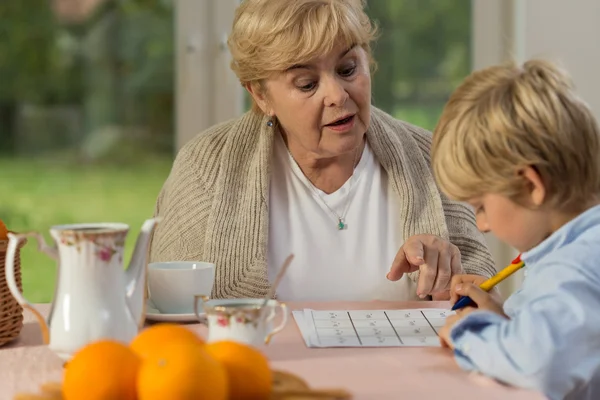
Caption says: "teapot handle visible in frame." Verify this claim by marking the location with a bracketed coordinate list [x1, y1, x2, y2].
[5, 232, 56, 345]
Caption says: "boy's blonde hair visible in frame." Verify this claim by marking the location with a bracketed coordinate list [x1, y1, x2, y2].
[432, 59, 600, 213]
[227, 0, 378, 112]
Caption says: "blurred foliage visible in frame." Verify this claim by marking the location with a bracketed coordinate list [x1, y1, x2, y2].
[0, 0, 174, 156]
[366, 0, 471, 130]
[0, 2, 77, 104]
[0, 0, 470, 156]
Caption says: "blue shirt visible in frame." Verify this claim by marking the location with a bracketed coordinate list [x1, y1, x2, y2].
[449, 204, 600, 400]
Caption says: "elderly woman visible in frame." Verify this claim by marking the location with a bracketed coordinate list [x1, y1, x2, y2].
[149, 0, 495, 301]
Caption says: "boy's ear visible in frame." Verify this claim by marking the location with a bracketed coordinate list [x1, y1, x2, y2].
[521, 166, 546, 207]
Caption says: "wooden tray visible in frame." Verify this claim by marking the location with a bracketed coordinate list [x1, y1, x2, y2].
[13, 370, 352, 400]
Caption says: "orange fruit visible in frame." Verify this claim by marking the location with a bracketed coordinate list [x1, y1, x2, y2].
[205, 341, 273, 400]
[137, 340, 228, 400]
[62, 340, 141, 400]
[130, 323, 204, 360]
[0, 219, 8, 240]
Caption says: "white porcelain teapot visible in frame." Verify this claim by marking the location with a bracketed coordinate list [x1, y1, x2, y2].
[4, 218, 160, 361]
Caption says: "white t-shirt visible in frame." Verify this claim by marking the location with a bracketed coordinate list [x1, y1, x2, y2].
[268, 133, 413, 301]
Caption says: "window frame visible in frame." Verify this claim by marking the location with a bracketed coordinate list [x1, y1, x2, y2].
[175, 0, 243, 151]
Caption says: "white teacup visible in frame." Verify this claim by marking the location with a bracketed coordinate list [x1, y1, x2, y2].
[147, 261, 215, 314]
[194, 296, 288, 346]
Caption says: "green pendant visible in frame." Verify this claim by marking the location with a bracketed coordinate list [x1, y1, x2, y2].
[338, 219, 345, 230]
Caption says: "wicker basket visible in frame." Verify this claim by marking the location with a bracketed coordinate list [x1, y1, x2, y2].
[0, 237, 26, 347]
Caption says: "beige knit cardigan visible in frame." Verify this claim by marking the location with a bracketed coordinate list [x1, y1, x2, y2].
[149, 106, 496, 298]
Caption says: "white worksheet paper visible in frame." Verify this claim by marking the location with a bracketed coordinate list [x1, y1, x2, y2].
[292, 308, 454, 348]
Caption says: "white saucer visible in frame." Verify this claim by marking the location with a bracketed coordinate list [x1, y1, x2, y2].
[144, 302, 203, 323]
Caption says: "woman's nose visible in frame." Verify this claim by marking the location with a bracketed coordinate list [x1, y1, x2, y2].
[323, 77, 349, 107]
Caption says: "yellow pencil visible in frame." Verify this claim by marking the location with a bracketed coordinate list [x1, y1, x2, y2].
[452, 254, 524, 311]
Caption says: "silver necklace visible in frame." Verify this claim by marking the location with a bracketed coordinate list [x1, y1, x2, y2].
[287, 142, 362, 230]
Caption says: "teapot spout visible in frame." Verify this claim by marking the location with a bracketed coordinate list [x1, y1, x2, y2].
[124, 217, 161, 326]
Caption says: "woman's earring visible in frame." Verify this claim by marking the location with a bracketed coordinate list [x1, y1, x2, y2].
[266, 113, 275, 127]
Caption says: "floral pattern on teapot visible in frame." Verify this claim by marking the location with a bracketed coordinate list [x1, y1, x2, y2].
[58, 230, 126, 264]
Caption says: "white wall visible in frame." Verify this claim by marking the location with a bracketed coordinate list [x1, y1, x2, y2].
[524, 0, 600, 119]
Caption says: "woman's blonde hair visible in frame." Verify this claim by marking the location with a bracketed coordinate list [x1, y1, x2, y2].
[227, 0, 378, 111]
[432, 59, 600, 213]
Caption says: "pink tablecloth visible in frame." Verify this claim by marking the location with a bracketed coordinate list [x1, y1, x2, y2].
[0, 301, 544, 400]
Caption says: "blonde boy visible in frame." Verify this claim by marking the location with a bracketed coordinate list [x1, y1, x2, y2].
[432, 59, 600, 400]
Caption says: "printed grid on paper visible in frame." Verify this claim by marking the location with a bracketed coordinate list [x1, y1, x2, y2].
[308, 309, 452, 347]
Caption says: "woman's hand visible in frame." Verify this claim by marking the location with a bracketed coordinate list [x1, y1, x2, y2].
[386, 234, 463, 299]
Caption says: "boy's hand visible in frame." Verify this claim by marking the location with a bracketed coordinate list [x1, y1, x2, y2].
[439, 311, 471, 349]
[453, 281, 506, 316]
[449, 274, 503, 306]
[439, 277, 507, 349]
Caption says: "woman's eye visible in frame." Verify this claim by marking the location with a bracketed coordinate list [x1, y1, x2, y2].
[297, 81, 316, 92]
[339, 65, 356, 77]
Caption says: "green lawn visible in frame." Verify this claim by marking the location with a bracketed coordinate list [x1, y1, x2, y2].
[0, 156, 173, 303]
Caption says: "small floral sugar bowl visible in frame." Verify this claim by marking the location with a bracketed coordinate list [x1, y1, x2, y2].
[194, 295, 288, 347]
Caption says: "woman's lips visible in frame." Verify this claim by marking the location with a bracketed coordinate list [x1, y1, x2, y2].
[325, 115, 356, 132]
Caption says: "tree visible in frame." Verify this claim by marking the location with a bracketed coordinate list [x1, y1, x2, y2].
[0, 0, 174, 156]
[0, 1, 81, 152]
[365, 0, 471, 128]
